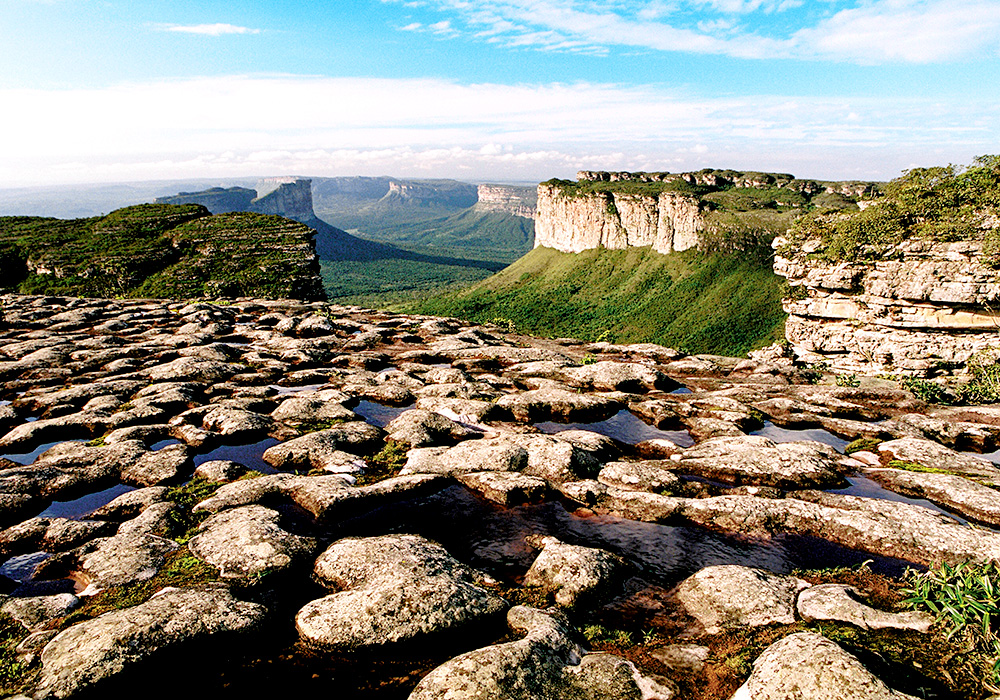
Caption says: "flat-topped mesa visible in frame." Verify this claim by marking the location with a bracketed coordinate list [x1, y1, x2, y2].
[535, 180, 704, 254]
[474, 184, 537, 219]
[250, 178, 316, 221]
[536, 169, 880, 255]
[157, 178, 317, 222]
[774, 238, 1000, 374]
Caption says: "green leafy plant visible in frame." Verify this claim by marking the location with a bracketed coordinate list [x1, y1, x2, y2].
[903, 561, 1000, 691]
[959, 348, 1000, 404]
[836, 373, 861, 388]
[900, 376, 952, 404]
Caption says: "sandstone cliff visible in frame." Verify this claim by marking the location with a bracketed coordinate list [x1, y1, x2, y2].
[534, 182, 704, 254]
[774, 238, 1000, 374]
[157, 179, 317, 221]
[533, 169, 877, 255]
[474, 184, 536, 219]
[250, 178, 316, 220]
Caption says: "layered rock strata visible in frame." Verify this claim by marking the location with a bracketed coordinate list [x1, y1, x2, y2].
[474, 184, 537, 219]
[774, 238, 1000, 373]
[535, 183, 703, 254]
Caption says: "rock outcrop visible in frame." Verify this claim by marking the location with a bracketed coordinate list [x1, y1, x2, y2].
[474, 184, 537, 218]
[535, 182, 704, 254]
[2, 292, 998, 699]
[774, 238, 1000, 373]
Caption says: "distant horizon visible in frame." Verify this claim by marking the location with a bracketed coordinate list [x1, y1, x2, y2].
[2, 1, 997, 188]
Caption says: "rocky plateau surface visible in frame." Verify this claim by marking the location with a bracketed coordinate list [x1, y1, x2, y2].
[0, 293, 999, 699]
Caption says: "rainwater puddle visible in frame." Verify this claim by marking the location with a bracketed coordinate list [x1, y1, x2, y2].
[970, 447, 1000, 465]
[353, 400, 414, 428]
[669, 386, 692, 395]
[536, 409, 694, 447]
[341, 485, 912, 583]
[828, 475, 970, 526]
[1, 439, 88, 466]
[150, 439, 183, 451]
[269, 383, 329, 396]
[0, 400, 9, 407]
[751, 421, 849, 452]
[39, 483, 136, 519]
[0, 551, 75, 597]
[193, 438, 281, 474]
[0, 551, 50, 582]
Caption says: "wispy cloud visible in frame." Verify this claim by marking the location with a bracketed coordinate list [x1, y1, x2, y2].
[382, 0, 1000, 63]
[0, 74, 995, 186]
[157, 23, 262, 36]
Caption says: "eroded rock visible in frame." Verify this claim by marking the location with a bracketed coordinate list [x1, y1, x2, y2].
[296, 534, 508, 651]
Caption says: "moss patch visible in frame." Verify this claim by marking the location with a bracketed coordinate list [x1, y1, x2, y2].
[0, 613, 33, 696]
[163, 477, 223, 543]
[356, 439, 409, 486]
[58, 548, 219, 628]
[845, 437, 883, 455]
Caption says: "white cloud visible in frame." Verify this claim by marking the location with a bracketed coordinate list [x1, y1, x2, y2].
[383, 0, 1000, 63]
[158, 23, 262, 36]
[797, 0, 1000, 63]
[0, 74, 994, 186]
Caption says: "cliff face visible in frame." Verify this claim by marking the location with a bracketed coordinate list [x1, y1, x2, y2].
[774, 238, 1000, 373]
[156, 187, 256, 214]
[250, 179, 316, 220]
[156, 179, 317, 222]
[534, 183, 703, 254]
[474, 185, 537, 219]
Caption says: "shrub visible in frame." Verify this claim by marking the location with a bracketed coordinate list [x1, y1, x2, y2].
[836, 374, 861, 388]
[900, 376, 951, 404]
[959, 348, 1000, 404]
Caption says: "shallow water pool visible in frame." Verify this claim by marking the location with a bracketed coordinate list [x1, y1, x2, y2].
[536, 409, 695, 447]
[751, 421, 850, 452]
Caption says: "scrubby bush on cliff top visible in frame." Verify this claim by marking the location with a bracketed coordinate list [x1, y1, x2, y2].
[786, 155, 1000, 263]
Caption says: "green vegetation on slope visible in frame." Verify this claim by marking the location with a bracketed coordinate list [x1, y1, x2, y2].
[0, 203, 325, 300]
[408, 245, 787, 356]
[321, 256, 496, 307]
[349, 209, 534, 263]
[785, 155, 1000, 264]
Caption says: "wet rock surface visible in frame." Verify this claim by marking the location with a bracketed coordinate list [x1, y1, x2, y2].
[1, 293, 998, 698]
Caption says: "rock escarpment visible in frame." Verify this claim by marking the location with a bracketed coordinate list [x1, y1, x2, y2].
[534, 169, 875, 255]
[774, 238, 1000, 373]
[157, 178, 316, 221]
[474, 184, 536, 219]
[535, 181, 704, 254]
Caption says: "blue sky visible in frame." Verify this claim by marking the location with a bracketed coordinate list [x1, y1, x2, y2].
[1, 0, 998, 186]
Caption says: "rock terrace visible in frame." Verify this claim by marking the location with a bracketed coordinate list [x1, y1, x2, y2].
[0, 292, 999, 698]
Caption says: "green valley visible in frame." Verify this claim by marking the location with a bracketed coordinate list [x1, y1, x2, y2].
[407, 245, 788, 357]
